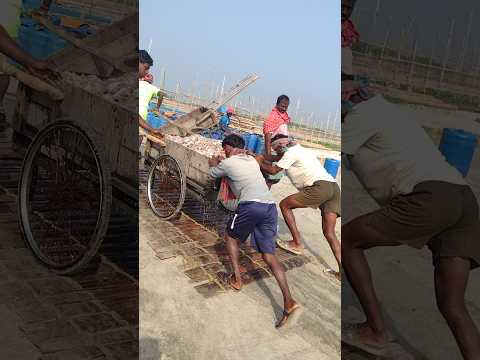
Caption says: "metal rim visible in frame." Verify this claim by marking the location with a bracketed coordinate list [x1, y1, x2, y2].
[147, 154, 186, 220]
[18, 119, 111, 274]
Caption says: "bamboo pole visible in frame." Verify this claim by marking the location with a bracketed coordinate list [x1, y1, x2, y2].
[220, 75, 226, 98]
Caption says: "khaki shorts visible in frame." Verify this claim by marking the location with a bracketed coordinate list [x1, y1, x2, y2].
[365, 181, 480, 268]
[292, 180, 341, 217]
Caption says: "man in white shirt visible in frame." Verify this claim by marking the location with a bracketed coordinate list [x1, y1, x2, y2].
[341, 81, 480, 357]
[256, 135, 341, 271]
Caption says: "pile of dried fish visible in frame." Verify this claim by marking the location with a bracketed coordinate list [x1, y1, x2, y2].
[166, 134, 225, 157]
[61, 71, 138, 111]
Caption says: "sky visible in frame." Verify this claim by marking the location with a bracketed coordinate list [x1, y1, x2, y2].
[140, 0, 340, 131]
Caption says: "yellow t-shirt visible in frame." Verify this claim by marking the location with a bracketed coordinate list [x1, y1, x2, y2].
[2, 1, 22, 38]
[138, 80, 160, 119]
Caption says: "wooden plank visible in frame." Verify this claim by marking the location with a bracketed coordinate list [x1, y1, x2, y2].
[48, 12, 138, 76]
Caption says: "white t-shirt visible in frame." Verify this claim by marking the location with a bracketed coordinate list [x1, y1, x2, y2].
[342, 95, 466, 206]
[272, 123, 289, 137]
[276, 144, 336, 190]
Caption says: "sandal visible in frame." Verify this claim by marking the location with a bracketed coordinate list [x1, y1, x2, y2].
[277, 239, 303, 255]
[324, 268, 341, 281]
[275, 303, 302, 328]
[228, 274, 243, 291]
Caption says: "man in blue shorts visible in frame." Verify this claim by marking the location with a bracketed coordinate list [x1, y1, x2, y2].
[208, 134, 300, 327]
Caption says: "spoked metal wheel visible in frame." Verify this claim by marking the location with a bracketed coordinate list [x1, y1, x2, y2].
[147, 154, 186, 220]
[18, 119, 112, 274]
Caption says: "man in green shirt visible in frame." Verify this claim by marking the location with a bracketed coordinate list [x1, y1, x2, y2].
[0, 0, 21, 127]
[0, 23, 56, 130]
[138, 49, 163, 135]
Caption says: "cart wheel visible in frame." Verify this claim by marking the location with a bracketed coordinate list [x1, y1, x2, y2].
[18, 119, 112, 274]
[147, 154, 186, 220]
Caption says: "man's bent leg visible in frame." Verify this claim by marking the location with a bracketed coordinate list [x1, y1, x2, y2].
[262, 252, 296, 310]
[322, 210, 341, 267]
[279, 195, 307, 250]
[343, 214, 403, 346]
[434, 256, 480, 359]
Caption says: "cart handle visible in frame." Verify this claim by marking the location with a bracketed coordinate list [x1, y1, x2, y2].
[0, 57, 64, 101]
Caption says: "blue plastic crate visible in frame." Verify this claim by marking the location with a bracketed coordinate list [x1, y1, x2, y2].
[22, 0, 42, 11]
[17, 17, 67, 59]
[49, 4, 112, 25]
[21, 1, 112, 24]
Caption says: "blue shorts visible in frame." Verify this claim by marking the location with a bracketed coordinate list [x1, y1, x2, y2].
[226, 201, 278, 254]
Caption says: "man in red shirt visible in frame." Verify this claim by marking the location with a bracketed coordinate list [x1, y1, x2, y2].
[261, 95, 291, 188]
[342, 0, 359, 77]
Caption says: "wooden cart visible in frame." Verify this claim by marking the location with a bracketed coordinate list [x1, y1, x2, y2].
[145, 135, 222, 221]
[12, 13, 138, 274]
[143, 75, 261, 220]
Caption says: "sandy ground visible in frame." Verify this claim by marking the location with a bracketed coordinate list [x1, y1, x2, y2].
[140, 149, 342, 360]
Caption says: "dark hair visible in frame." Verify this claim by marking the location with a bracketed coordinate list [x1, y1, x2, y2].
[271, 134, 289, 143]
[222, 134, 245, 149]
[139, 50, 153, 66]
[276, 95, 290, 105]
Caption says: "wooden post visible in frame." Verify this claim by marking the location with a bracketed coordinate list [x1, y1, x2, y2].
[378, 16, 392, 85]
[423, 39, 435, 94]
[459, 11, 473, 72]
[475, 43, 480, 89]
[440, 19, 455, 88]
[325, 112, 331, 141]
[407, 34, 418, 91]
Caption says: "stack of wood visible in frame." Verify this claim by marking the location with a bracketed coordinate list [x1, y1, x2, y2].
[159, 107, 218, 137]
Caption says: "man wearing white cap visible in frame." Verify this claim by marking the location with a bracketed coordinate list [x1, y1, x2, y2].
[255, 134, 341, 271]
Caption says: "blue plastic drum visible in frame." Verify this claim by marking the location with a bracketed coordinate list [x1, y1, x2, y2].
[247, 134, 258, 152]
[255, 138, 265, 154]
[439, 128, 477, 177]
[241, 134, 250, 149]
[324, 158, 340, 178]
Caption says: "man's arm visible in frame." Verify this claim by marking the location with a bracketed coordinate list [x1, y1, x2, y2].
[264, 153, 282, 162]
[258, 160, 283, 175]
[264, 132, 272, 157]
[156, 91, 164, 111]
[254, 154, 283, 174]
[208, 157, 227, 178]
[139, 115, 163, 135]
[0, 25, 55, 79]
[0, 25, 35, 67]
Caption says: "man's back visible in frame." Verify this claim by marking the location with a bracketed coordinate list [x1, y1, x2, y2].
[209, 154, 274, 204]
[343, 95, 465, 205]
[278, 144, 336, 190]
